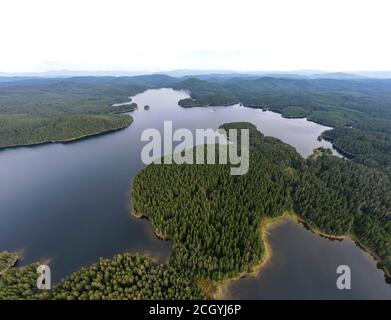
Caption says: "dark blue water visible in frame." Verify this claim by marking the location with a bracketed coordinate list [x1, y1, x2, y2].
[228, 218, 391, 299]
[0, 88, 388, 298]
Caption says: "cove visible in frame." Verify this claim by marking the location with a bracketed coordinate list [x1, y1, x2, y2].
[227, 217, 391, 299]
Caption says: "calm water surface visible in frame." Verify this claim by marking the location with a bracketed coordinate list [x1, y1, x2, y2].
[228, 218, 391, 299]
[0, 89, 389, 298]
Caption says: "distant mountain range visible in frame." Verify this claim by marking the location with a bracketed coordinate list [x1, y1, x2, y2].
[1, 70, 391, 79]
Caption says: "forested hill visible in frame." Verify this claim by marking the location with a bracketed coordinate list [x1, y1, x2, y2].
[2, 74, 391, 180]
[0, 75, 177, 148]
[172, 78, 239, 106]
[132, 123, 391, 281]
[172, 76, 391, 179]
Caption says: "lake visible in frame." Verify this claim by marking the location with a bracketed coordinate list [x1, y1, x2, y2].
[0, 88, 389, 298]
[228, 218, 391, 299]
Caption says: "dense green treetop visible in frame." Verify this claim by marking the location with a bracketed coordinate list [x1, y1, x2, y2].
[173, 78, 239, 107]
[132, 123, 391, 280]
[0, 75, 176, 147]
[0, 253, 205, 300]
[1, 75, 391, 298]
[0, 251, 18, 275]
[2, 75, 391, 177]
[1, 122, 390, 299]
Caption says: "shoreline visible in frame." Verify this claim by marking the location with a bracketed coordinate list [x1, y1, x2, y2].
[0, 252, 19, 275]
[232, 103, 352, 159]
[294, 217, 390, 279]
[199, 214, 288, 299]
[129, 173, 171, 243]
[129, 184, 390, 298]
[0, 116, 133, 151]
[176, 97, 346, 160]
[131, 210, 170, 242]
[320, 134, 357, 159]
[200, 212, 390, 299]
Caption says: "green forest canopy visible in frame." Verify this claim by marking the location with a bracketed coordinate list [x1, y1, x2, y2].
[132, 123, 391, 282]
[1, 123, 390, 299]
[0, 77, 151, 147]
[1, 74, 391, 298]
[0, 252, 205, 300]
[173, 76, 391, 179]
[1, 74, 391, 179]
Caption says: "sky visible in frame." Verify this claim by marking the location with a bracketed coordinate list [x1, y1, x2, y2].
[1, 0, 391, 73]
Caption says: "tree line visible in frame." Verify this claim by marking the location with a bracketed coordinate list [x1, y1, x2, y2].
[132, 123, 391, 280]
[0, 253, 205, 300]
[1, 122, 390, 299]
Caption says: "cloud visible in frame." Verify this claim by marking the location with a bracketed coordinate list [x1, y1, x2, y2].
[0, 0, 390, 72]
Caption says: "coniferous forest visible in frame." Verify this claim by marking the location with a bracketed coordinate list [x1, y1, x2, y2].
[132, 123, 391, 282]
[3, 74, 391, 179]
[2, 0, 391, 303]
[1, 75, 391, 299]
[0, 253, 205, 300]
[1, 125, 390, 299]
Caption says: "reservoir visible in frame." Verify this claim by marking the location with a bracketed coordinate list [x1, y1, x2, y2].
[0, 88, 389, 298]
[228, 218, 391, 299]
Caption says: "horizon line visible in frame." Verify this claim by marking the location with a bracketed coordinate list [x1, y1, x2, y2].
[2, 69, 391, 76]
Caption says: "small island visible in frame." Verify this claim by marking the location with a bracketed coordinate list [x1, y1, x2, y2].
[109, 103, 138, 114]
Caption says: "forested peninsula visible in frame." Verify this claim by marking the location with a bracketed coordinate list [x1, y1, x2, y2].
[2, 74, 391, 181]
[173, 76, 391, 180]
[132, 123, 391, 290]
[1, 122, 390, 299]
[0, 75, 175, 148]
[1, 74, 391, 299]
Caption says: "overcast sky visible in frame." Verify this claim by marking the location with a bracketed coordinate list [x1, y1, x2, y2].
[1, 0, 390, 72]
